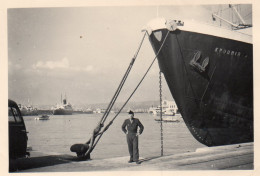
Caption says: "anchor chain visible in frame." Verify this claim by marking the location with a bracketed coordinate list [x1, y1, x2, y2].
[159, 71, 163, 156]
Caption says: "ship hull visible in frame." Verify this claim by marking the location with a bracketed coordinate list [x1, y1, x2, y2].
[53, 109, 72, 115]
[20, 110, 38, 116]
[149, 28, 253, 146]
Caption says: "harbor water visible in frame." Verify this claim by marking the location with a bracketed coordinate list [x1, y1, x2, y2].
[24, 113, 205, 159]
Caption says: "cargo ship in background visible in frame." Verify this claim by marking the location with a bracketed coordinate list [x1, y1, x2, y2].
[52, 94, 73, 115]
[18, 104, 38, 116]
[146, 4, 253, 146]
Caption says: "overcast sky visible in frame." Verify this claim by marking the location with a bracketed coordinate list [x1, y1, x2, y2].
[7, 4, 252, 107]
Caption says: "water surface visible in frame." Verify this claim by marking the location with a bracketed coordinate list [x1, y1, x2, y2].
[24, 113, 205, 159]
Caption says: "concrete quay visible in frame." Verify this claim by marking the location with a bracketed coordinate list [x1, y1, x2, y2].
[10, 142, 253, 172]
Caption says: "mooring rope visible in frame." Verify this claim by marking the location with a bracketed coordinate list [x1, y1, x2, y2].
[100, 31, 148, 125]
[83, 32, 147, 155]
[84, 30, 170, 157]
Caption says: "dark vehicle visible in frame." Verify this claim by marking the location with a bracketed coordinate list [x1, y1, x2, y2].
[8, 99, 29, 159]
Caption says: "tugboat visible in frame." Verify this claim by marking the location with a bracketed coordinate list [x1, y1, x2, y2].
[146, 4, 253, 146]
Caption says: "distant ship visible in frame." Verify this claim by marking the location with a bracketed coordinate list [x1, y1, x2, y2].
[53, 95, 73, 115]
[146, 4, 253, 146]
[149, 100, 179, 116]
[18, 104, 38, 116]
[95, 108, 106, 114]
[84, 108, 94, 114]
[73, 108, 93, 114]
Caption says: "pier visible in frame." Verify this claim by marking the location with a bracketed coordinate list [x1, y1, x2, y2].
[10, 142, 253, 172]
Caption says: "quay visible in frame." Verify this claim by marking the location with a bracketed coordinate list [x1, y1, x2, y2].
[10, 142, 253, 172]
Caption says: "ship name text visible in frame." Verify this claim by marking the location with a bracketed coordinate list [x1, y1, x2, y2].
[214, 47, 248, 58]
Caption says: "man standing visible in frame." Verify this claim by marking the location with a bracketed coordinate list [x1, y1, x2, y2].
[122, 110, 144, 164]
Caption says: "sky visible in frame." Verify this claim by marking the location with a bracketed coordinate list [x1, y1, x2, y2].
[7, 4, 252, 107]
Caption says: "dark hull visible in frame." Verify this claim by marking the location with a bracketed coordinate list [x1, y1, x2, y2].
[20, 110, 38, 116]
[53, 109, 72, 115]
[149, 29, 253, 146]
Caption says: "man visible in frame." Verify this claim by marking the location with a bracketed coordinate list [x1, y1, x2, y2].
[121, 110, 144, 164]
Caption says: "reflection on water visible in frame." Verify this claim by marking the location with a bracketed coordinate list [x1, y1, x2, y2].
[24, 113, 204, 159]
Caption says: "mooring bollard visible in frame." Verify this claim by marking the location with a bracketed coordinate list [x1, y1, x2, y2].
[70, 144, 91, 160]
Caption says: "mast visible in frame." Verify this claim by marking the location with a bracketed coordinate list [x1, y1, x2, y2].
[64, 92, 67, 104]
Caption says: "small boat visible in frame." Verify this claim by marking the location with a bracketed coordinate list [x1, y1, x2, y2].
[35, 115, 50, 120]
[155, 114, 182, 122]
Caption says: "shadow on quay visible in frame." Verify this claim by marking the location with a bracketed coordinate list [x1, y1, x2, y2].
[9, 154, 85, 172]
[137, 154, 172, 164]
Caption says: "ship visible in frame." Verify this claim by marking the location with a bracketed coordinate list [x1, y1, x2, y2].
[84, 108, 94, 114]
[95, 108, 106, 114]
[145, 4, 253, 146]
[18, 104, 38, 116]
[149, 99, 179, 116]
[53, 95, 73, 115]
[73, 108, 94, 114]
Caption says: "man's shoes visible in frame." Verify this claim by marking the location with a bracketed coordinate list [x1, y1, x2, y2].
[128, 160, 134, 163]
[136, 160, 141, 164]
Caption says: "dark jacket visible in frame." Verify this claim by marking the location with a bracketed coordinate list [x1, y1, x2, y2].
[122, 118, 144, 134]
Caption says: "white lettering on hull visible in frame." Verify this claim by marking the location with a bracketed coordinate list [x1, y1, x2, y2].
[214, 47, 247, 58]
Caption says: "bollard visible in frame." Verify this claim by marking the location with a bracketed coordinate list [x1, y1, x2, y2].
[70, 144, 91, 160]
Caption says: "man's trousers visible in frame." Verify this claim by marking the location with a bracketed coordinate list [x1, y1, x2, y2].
[126, 133, 139, 161]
